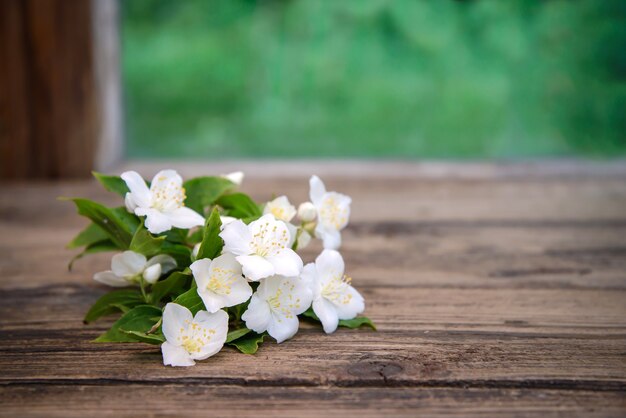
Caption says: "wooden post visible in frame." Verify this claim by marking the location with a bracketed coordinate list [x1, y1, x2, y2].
[0, 0, 121, 179]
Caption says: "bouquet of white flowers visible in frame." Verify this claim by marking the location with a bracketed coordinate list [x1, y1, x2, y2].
[66, 170, 374, 367]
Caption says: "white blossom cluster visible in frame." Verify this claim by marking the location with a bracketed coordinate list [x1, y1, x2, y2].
[92, 170, 366, 367]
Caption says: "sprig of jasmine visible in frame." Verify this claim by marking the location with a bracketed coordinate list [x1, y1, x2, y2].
[66, 169, 374, 367]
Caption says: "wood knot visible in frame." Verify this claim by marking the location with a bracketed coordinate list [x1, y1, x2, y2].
[347, 361, 403, 380]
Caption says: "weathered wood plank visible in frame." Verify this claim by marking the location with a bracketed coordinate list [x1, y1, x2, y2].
[1, 329, 625, 389]
[2, 284, 625, 333]
[1, 385, 624, 418]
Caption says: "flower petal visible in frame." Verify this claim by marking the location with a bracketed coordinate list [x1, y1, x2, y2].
[267, 248, 303, 277]
[212, 251, 241, 272]
[220, 277, 253, 308]
[111, 251, 147, 278]
[236, 255, 275, 281]
[299, 263, 318, 295]
[286, 222, 298, 247]
[121, 171, 151, 208]
[162, 303, 193, 342]
[146, 254, 177, 275]
[317, 192, 351, 232]
[255, 274, 281, 300]
[297, 229, 312, 249]
[333, 285, 365, 320]
[242, 293, 272, 334]
[315, 249, 345, 282]
[313, 297, 339, 334]
[263, 196, 297, 223]
[167, 207, 205, 230]
[192, 309, 229, 360]
[161, 341, 195, 367]
[197, 292, 226, 314]
[210, 253, 251, 306]
[142, 263, 162, 284]
[316, 226, 342, 250]
[150, 169, 183, 192]
[137, 208, 172, 234]
[190, 257, 212, 288]
[93, 271, 128, 287]
[267, 313, 299, 343]
[219, 216, 237, 228]
[275, 277, 312, 316]
[220, 220, 252, 256]
[124, 193, 137, 213]
[222, 171, 244, 185]
[309, 175, 326, 206]
[248, 215, 291, 257]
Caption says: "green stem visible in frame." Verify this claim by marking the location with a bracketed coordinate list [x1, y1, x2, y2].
[139, 276, 149, 304]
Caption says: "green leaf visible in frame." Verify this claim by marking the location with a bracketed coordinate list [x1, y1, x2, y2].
[67, 223, 108, 249]
[93, 172, 129, 196]
[66, 198, 135, 249]
[183, 176, 235, 214]
[337, 317, 377, 330]
[150, 271, 191, 304]
[161, 241, 192, 267]
[94, 305, 162, 343]
[120, 329, 165, 345]
[172, 287, 205, 315]
[68, 239, 119, 270]
[162, 228, 188, 244]
[226, 331, 267, 354]
[301, 308, 377, 330]
[215, 193, 262, 219]
[130, 222, 165, 256]
[111, 207, 141, 234]
[84, 289, 144, 323]
[226, 327, 252, 343]
[196, 208, 223, 260]
[111, 303, 133, 314]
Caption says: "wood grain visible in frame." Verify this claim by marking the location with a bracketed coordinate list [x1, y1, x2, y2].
[0, 163, 625, 416]
[1, 385, 625, 418]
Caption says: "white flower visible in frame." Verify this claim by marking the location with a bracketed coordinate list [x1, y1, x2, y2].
[241, 275, 312, 343]
[297, 202, 317, 222]
[220, 214, 303, 281]
[263, 196, 310, 249]
[93, 251, 176, 287]
[220, 216, 237, 228]
[161, 303, 228, 367]
[301, 249, 364, 334]
[121, 170, 205, 234]
[190, 253, 252, 313]
[263, 196, 296, 223]
[221, 171, 244, 186]
[309, 175, 351, 250]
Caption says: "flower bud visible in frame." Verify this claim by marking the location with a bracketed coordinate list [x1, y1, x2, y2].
[143, 263, 162, 284]
[298, 202, 317, 222]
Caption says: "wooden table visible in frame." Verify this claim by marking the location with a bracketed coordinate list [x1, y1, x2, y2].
[1, 162, 625, 417]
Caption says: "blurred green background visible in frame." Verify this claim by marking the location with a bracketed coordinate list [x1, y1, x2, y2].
[122, 0, 626, 159]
